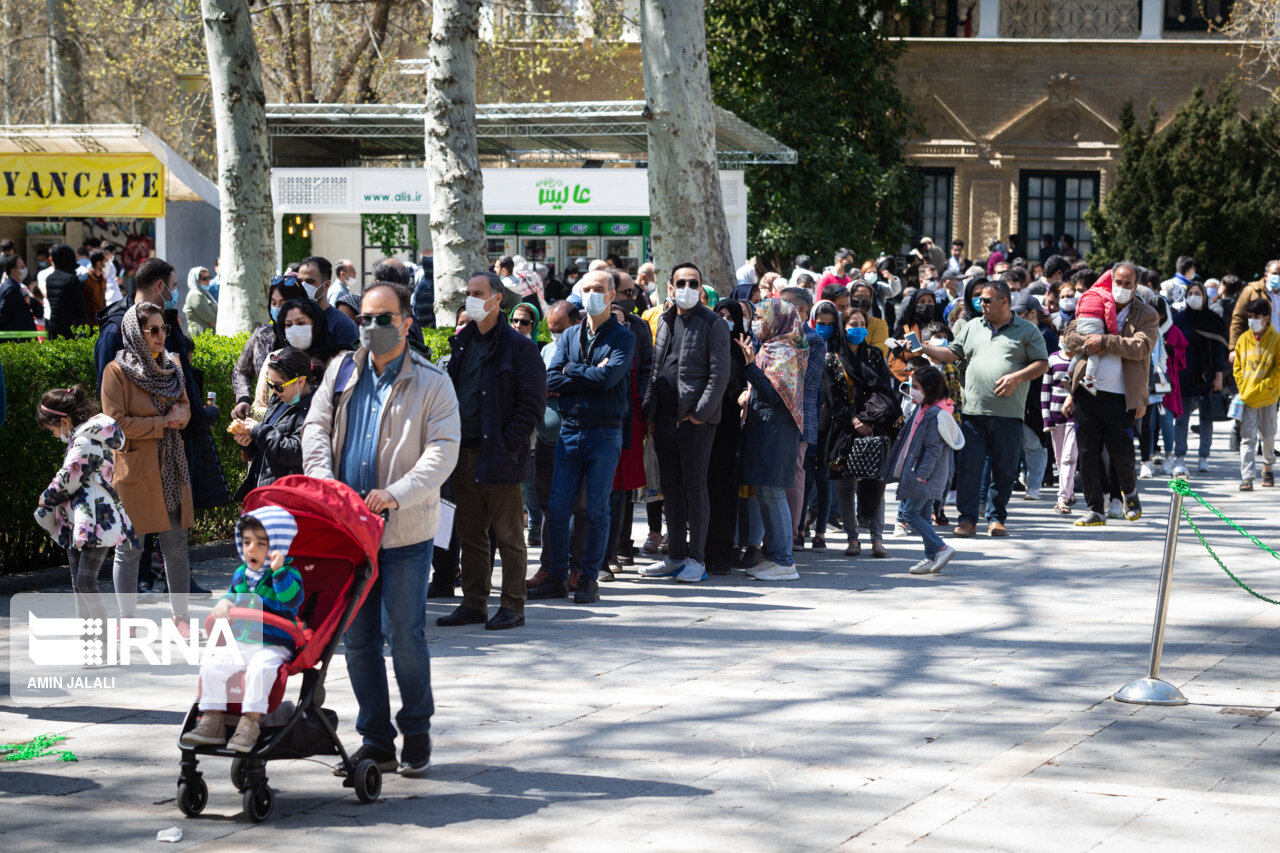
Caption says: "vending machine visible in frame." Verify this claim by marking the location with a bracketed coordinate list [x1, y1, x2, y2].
[519, 221, 557, 272]
[600, 221, 643, 275]
[484, 221, 517, 265]
[558, 222, 598, 269]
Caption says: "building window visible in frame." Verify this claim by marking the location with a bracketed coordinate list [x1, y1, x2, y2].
[916, 169, 954, 249]
[887, 0, 977, 36]
[1019, 171, 1100, 258]
[1164, 0, 1232, 30]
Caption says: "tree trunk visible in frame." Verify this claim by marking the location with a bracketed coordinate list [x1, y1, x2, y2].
[425, 0, 486, 325]
[46, 0, 85, 124]
[2, 0, 18, 124]
[641, 0, 735, 294]
[202, 0, 274, 334]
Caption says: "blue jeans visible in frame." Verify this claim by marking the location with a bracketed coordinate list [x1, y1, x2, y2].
[899, 497, 946, 559]
[344, 538, 434, 753]
[755, 485, 794, 567]
[1174, 394, 1213, 459]
[1021, 424, 1048, 496]
[956, 414, 1023, 525]
[545, 426, 622, 581]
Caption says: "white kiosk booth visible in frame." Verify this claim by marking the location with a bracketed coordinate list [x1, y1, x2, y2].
[265, 101, 795, 281]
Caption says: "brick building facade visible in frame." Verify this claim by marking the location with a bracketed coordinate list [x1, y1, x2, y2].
[894, 1, 1272, 260]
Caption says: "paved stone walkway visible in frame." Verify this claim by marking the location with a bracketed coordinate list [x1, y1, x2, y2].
[3, 422, 1280, 850]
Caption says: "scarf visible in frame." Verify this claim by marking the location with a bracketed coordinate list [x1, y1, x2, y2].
[114, 305, 189, 513]
[749, 298, 807, 430]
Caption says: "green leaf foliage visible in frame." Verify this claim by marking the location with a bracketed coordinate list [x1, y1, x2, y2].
[0, 331, 249, 574]
[705, 0, 923, 271]
[1086, 82, 1280, 279]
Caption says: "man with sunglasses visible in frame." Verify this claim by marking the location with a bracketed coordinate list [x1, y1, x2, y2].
[638, 262, 730, 584]
[921, 279, 1048, 538]
[303, 282, 460, 778]
[436, 273, 545, 631]
[531, 270, 636, 604]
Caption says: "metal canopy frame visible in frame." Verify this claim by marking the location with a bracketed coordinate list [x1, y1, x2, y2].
[265, 100, 797, 168]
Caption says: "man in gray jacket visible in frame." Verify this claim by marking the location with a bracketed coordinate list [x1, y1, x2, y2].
[302, 282, 459, 778]
[639, 261, 731, 583]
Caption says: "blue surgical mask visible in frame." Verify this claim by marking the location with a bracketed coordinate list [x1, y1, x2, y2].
[270, 306, 281, 322]
[723, 317, 733, 330]
[164, 288, 178, 311]
[865, 272, 878, 285]
[1268, 274, 1280, 291]
[972, 296, 982, 311]
[815, 323, 835, 340]
[846, 327, 869, 345]
[583, 291, 607, 317]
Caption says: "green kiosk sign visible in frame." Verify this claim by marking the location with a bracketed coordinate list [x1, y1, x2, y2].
[518, 221, 555, 236]
[486, 221, 516, 236]
[558, 222, 598, 236]
[602, 221, 641, 236]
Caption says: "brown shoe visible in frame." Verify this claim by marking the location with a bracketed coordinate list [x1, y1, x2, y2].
[988, 521, 1008, 537]
[844, 540, 861, 556]
[525, 569, 550, 589]
[180, 711, 226, 747]
[227, 715, 260, 753]
[952, 522, 976, 538]
[871, 541, 888, 558]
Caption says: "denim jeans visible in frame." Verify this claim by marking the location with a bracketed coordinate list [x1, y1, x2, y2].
[545, 426, 622, 581]
[1140, 403, 1175, 461]
[1021, 423, 1048, 496]
[956, 415, 1023, 525]
[1174, 394, 1213, 460]
[755, 485, 794, 567]
[899, 497, 946, 559]
[344, 538, 434, 753]
[522, 461, 542, 532]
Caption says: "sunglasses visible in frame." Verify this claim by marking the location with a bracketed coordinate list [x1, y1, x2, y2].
[144, 324, 171, 337]
[266, 375, 303, 394]
[673, 279, 700, 289]
[979, 297, 1000, 305]
[355, 312, 400, 327]
[849, 298, 871, 310]
[511, 317, 534, 328]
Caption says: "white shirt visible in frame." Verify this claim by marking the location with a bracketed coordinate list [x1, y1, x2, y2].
[1092, 304, 1129, 394]
[327, 278, 350, 307]
[103, 262, 122, 307]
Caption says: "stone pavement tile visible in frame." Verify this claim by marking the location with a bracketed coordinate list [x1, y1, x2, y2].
[1091, 797, 1280, 851]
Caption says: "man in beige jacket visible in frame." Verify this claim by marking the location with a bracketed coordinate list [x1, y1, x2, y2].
[303, 282, 459, 779]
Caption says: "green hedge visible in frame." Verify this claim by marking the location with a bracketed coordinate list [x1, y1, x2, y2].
[0, 330, 249, 575]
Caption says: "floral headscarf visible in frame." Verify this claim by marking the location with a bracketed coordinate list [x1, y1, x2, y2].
[749, 297, 807, 430]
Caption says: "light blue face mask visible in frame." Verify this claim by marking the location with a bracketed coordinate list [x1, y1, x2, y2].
[270, 306, 281, 322]
[972, 296, 983, 311]
[164, 288, 178, 311]
[723, 317, 733, 329]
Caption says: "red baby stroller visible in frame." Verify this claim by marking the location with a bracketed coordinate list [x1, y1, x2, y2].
[176, 475, 384, 822]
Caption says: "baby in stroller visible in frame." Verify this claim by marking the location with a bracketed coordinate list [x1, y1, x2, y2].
[181, 506, 304, 752]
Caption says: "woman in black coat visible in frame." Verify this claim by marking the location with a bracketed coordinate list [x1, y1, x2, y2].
[704, 299, 748, 574]
[231, 346, 318, 501]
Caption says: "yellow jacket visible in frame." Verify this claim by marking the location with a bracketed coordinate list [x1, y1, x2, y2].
[1233, 325, 1280, 408]
[643, 304, 665, 340]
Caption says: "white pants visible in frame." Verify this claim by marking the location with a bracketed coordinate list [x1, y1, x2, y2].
[198, 642, 292, 715]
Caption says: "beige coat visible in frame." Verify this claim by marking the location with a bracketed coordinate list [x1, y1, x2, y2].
[302, 347, 459, 549]
[100, 359, 194, 535]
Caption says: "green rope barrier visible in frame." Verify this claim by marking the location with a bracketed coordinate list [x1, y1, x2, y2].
[0, 733, 77, 762]
[1168, 479, 1280, 605]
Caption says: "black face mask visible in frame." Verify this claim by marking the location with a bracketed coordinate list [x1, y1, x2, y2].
[616, 297, 637, 314]
[915, 304, 935, 324]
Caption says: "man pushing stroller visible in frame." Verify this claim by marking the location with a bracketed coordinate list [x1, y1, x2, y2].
[181, 506, 304, 752]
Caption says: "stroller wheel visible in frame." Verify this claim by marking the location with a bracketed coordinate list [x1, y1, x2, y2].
[177, 778, 208, 817]
[354, 758, 382, 804]
[230, 757, 248, 793]
[243, 784, 275, 823]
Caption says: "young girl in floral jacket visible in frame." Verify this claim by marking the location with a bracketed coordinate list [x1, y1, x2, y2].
[34, 385, 136, 621]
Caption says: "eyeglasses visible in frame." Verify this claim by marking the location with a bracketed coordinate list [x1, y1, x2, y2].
[618, 289, 637, 298]
[673, 279, 700, 289]
[511, 317, 534, 328]
[355, 312, 400, 327]
[266, 375, 303, 394]
[143, 324, 171, 337]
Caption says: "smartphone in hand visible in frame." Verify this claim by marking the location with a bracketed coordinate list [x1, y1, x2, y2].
[905, 331, 922, 352]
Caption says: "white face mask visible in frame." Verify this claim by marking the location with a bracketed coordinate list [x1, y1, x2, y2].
[909, 387, 924, 404]
[284, 324, 313, 350]
[583, 290, 607, 317]
[1113, 286, 1133, 305]
[671, 284, 700, 310]
[1185, 294, 1204, 311]
[465, 294, 492, 324]
[300, 281, 319, 300]
[1059, 296, 1076, 312]
[1250, 318, 1267, 334]
[551, 330, 563, 347]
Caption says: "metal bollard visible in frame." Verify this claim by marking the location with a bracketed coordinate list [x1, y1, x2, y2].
[1114, 487, 1189, 705]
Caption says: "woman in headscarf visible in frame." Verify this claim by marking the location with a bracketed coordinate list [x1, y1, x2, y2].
[183, 266, 217, 336]
[821, 305, 899, 557]
[701, 284, 719, 310]
[244, 296, 347, 420]
[888, 287, 941, 382]
[101, 302, 194, 633]
[848, 282, 890, 357]
[1172, 279, 1226, 477]
[735, 297, 805, 580]
[232, 276, 306, 420]
[949, 275, 988, 339]
[704, 299, 748, 574]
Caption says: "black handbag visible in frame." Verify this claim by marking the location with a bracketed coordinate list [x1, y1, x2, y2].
[1205, 390, 1230, 421]
[845, 435, 891, 480]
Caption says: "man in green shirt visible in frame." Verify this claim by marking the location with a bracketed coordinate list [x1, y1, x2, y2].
[921, 279, 1048, 537]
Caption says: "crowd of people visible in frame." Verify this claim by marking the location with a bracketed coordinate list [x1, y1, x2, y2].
[15, 233, 1280, 777]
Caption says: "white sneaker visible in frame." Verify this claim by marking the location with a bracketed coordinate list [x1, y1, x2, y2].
[639, 557, 684, 578]
[1139, 461, 1155, 479]
[908, 558, 934, 575]
[892, 522, 911, 538]
[1107, 498, 1124, 519]
[751, 561, 799, 581]
[1159, 457, 1172, 476]
[1198, 457, 1210, 472]
[675, 560, 707, 584]
[930, 545, 957, 573]
[1152, 453, 1164, 467]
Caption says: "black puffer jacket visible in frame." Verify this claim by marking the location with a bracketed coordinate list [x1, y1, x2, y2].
[44, 244, 84, 339]
[234, 392, 313, 502]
